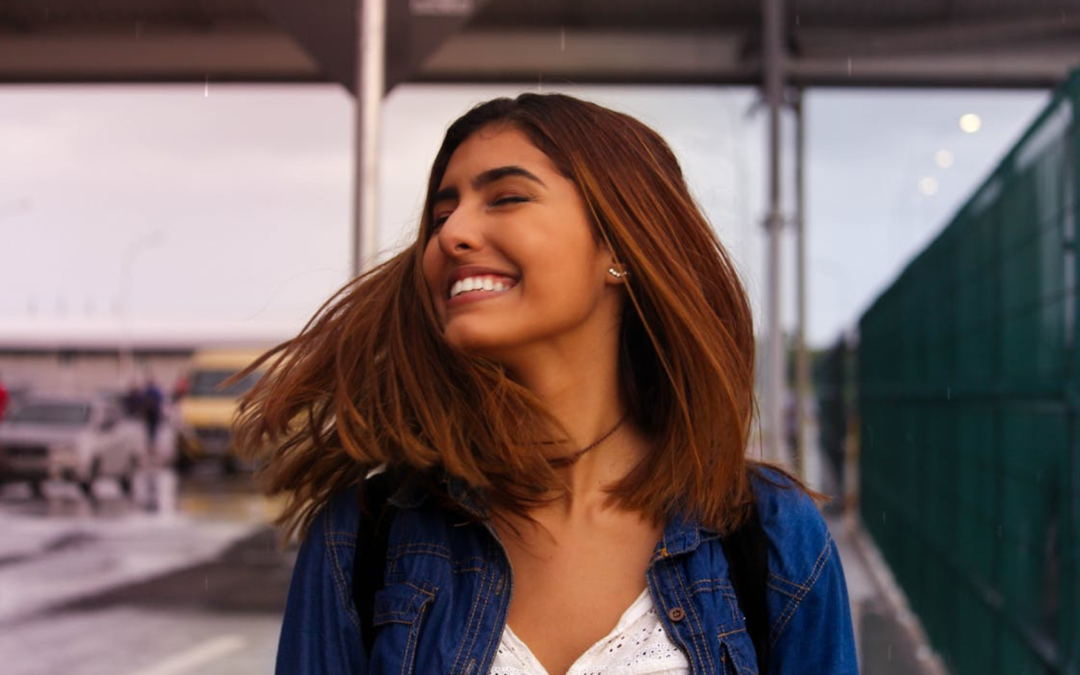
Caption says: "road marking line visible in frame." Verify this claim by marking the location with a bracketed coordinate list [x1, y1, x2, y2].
[125, 634, 248, 675]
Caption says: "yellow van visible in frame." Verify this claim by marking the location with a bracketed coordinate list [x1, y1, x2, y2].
[175, 348, 268, 473]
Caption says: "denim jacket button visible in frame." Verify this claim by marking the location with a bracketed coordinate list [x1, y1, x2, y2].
[667, 607, 686, 622]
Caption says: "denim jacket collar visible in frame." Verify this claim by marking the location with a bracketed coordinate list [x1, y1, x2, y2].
[653, 511, 721, 562]
[386, 470, 489, 521]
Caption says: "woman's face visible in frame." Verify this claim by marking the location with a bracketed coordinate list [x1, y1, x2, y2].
[421, 125, 622, 367]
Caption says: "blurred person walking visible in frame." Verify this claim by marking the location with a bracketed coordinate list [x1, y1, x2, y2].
[142, 379, 163, 455]
[0, 375, 8, 421]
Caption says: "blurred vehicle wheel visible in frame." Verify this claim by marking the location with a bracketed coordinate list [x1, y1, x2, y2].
[118, 458, 136, 496]
[175, 446, 194, 476]
[78, 459, 100, 499]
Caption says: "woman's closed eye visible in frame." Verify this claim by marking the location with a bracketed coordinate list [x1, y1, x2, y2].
[431, 195, 528, 229]
[430, 212, 451, 231]
[490, 195, 530, 208]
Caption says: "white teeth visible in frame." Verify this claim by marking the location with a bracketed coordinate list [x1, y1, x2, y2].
[449, 275, 514, 299]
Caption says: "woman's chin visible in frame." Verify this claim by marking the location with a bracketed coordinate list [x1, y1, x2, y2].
[445, 331, 528, 370]
[444, 326, 509, 358]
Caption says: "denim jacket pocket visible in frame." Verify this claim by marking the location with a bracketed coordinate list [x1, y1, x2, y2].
[718, 628, 759, 675]
[371, 582, 436, 674]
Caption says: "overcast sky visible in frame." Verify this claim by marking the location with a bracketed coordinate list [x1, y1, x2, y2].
[0, 83, 1048, 348]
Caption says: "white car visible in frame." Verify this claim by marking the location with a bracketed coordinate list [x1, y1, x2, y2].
[0, 395, 146, 498]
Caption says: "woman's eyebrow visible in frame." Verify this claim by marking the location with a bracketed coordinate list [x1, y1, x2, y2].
[432, 165, 546, 206]
[472, 165, 547, 189]
[431, 186, 458, 205]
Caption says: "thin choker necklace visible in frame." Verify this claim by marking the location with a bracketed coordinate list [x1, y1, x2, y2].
[549, 413, 628, 467]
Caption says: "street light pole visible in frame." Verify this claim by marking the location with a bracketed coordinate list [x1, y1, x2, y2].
[116, 229, 165, 383]
[794, 88, 810, 481]
[762, 0, 787, 463]
[352, 0, 386, 277]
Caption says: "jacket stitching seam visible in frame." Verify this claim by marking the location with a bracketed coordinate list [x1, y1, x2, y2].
[324, 519, 360, 630]
[451, 544, 489, 674]
[659, 564, 699, 669]
[453, 566, 485, 574]
[472, 549, 501, 674]
[770, 533, 832, 642]
[689, 578, 733, 594]
[323, 530, 358, 538]
[402, 603, 426, 675]
[372, 583, 437, 622]
[476, 567, 503, 675]
[768, 571, 809, 592]
[768, 574, 803, 596]
[669, 562, 714, 672]
[388, 543, 452, 559]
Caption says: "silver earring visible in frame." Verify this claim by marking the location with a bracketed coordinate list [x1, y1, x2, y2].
[607, 267, 623, 279]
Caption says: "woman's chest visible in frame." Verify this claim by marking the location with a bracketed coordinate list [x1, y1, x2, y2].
[499, 522, 661, 674]
[367, 514, 758, 675]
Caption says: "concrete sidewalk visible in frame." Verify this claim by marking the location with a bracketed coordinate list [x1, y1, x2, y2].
[827, 510, 950, 675]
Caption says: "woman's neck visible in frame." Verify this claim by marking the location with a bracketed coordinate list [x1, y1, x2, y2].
[510, 352, 648, 510]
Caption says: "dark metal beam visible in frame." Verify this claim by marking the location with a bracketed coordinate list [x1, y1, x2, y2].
[0, 26, 320, 83]
[0, 7, 1075, 91]
[253, 0, 356, 88]
[797, 14, 1080, 59]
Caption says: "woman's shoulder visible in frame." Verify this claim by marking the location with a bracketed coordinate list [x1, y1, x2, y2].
[748, 465, 835, 581]
[305, 483, 363, 546]
[749, 465, 827, 526]
[745, 466, 857, 669]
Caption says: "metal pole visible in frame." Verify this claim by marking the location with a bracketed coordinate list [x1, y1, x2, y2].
[763, 0, 786, 463]
[794, 88, 809, 481]
[353, 0, 385, 277]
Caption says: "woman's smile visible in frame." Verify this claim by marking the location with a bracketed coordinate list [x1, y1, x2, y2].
[445, 265, 520, 308]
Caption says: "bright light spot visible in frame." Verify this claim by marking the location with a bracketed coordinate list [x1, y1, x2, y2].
[919, 177, 939, 196]
[935, 150, 954, 168]
[959, 113, 981, 133]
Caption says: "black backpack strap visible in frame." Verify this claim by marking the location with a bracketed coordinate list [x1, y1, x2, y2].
[719, 503, 771, 674]
[353, 470, 397, 654]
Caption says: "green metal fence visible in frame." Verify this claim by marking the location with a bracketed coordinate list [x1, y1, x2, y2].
[858, 72, 1080, 675]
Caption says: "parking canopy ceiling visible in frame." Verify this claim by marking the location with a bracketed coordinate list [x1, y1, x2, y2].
[2, 0, 1079, 90]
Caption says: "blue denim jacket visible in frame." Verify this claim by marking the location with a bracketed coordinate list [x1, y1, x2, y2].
[276, 469, 857, 674]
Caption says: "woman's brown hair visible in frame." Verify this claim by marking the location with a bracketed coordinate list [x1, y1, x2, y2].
[233, 93, 758, 539]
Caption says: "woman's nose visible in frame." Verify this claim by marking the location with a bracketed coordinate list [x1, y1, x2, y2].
[437, 209, 484, 256]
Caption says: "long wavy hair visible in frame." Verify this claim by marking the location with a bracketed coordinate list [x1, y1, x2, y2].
[232, 93, 759, 539]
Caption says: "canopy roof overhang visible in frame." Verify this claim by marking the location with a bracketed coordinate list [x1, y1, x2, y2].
[2, 0, 1079, 91]
[4, 0, 1075, 459]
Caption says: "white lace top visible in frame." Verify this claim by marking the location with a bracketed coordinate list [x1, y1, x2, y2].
[489, 589, 690, 675]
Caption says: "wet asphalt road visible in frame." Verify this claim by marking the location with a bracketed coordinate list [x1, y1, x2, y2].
[0, 468, 944, 675]
[0, 468, 291, 675]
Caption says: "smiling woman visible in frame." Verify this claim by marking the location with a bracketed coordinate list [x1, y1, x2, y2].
[232, 93, 857, 675]
[422, 126, 617, 368]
